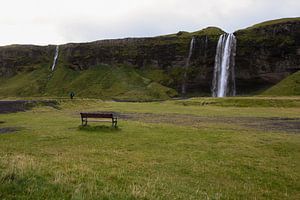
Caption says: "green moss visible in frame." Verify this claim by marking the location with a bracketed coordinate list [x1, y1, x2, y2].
[235, 17, 300, 46]
[0, 64, 178, 101]
[138, 68, 173, 85]
[0, 64, 49, 97]
[191, 27, 225, 36]
[262, 71, 300, 96]
[158, 26, 224, 39]
[246, 17, 300, 30]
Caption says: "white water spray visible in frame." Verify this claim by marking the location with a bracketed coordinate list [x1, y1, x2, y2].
[212, 33, 236, 97]
[51, 45, 59, 71]
[182, 37, 195, 95]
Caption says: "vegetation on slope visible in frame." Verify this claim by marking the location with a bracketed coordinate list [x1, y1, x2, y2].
[161, 26, 224, 38]
[246, 17, 300, 30]
[0, 64, 49, 96]
[191, 26, 224, 36]
[0, 64, 177, 101]
[262, 71, 300, 96]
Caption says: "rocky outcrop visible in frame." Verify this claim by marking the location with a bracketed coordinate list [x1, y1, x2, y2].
[0, 45, 54, 77]
[0, 18, 299, 96]
[235, 18, 300, 94]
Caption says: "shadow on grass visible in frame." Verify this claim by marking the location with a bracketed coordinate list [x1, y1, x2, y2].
[78, 125, 121, 133]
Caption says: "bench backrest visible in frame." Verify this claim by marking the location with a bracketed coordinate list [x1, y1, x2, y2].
[80, 113, 114, 118]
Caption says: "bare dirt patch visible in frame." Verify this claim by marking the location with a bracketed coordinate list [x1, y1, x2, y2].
[120, 113, 300, 133]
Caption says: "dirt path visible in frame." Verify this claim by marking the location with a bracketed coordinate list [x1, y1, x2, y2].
[120, 113, 300, 133]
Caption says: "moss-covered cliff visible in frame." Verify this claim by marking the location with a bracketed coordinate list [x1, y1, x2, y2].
[60, 26, 224, 94]
[235, 17, 300, 94]
[0, 18, 299, 99]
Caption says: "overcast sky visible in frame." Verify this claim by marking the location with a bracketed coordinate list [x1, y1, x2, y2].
[1, 0, 299, 46]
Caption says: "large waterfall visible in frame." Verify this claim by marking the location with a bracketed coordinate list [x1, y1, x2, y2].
[51, 45, 59, 71]
[182, 37, 195, 95]
[212, 33, 236, 97]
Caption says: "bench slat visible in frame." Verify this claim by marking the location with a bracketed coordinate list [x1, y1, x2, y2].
[80, 113, 114, 118]
[84, 120, 113, 122]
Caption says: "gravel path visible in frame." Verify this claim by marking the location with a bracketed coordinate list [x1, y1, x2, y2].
[120, 113, 300, 133]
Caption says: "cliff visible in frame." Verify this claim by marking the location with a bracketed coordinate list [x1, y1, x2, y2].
[235, 18, 300, 94]
[0, 18, 299, 99]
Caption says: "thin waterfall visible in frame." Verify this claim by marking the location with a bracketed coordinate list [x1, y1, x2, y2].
[182, 37, 195, 95]
[205, 36, 208, 49]
[51, 45, 59, 71]
[204, 35, 208, 58]
[212, 33, 236, 97]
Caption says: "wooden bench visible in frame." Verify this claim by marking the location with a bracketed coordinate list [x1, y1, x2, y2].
[80, 112, 118, 127]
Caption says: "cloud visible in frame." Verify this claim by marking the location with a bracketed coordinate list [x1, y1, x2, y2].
[0, 0, 299, 45]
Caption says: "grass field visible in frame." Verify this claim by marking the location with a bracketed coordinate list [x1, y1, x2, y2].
[0, 97, 300, 199]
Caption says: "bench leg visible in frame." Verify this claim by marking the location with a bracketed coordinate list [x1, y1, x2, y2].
[112, 118, 117, 128]
[82, 117, 88, 126]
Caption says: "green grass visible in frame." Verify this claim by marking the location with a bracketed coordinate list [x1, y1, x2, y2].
[176, 97, 300, 108]
[159, 26, 224, 38]
[235, 17, 299, 47]
[0, 97, 300, 199]
[62, 97, 300, 118]
[191, 27, 224, 36]
[246, 17, 300, 30]
[0, 64, 177, 101]
[0, 64, 49, 97]
[263, 71, 300, 96]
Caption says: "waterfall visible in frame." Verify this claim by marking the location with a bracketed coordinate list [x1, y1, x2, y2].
[205, 36, 208, 49]
[204, 36, 208, 58]
[212, 33, 236, 97]
[182, 37, 195, 95]
[51, 45, 59, 71]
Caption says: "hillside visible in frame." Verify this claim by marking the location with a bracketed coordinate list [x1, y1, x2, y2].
[0, 27, 223, 99]
[262, 70, 300, 96]
[0, 63, 177, 101]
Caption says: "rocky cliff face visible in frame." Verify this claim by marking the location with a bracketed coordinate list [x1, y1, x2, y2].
[0, 45, 54, 77]
[0, 18, 299, 97]
[235, 19, 300, 94]
[58, 27, 223, 93]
